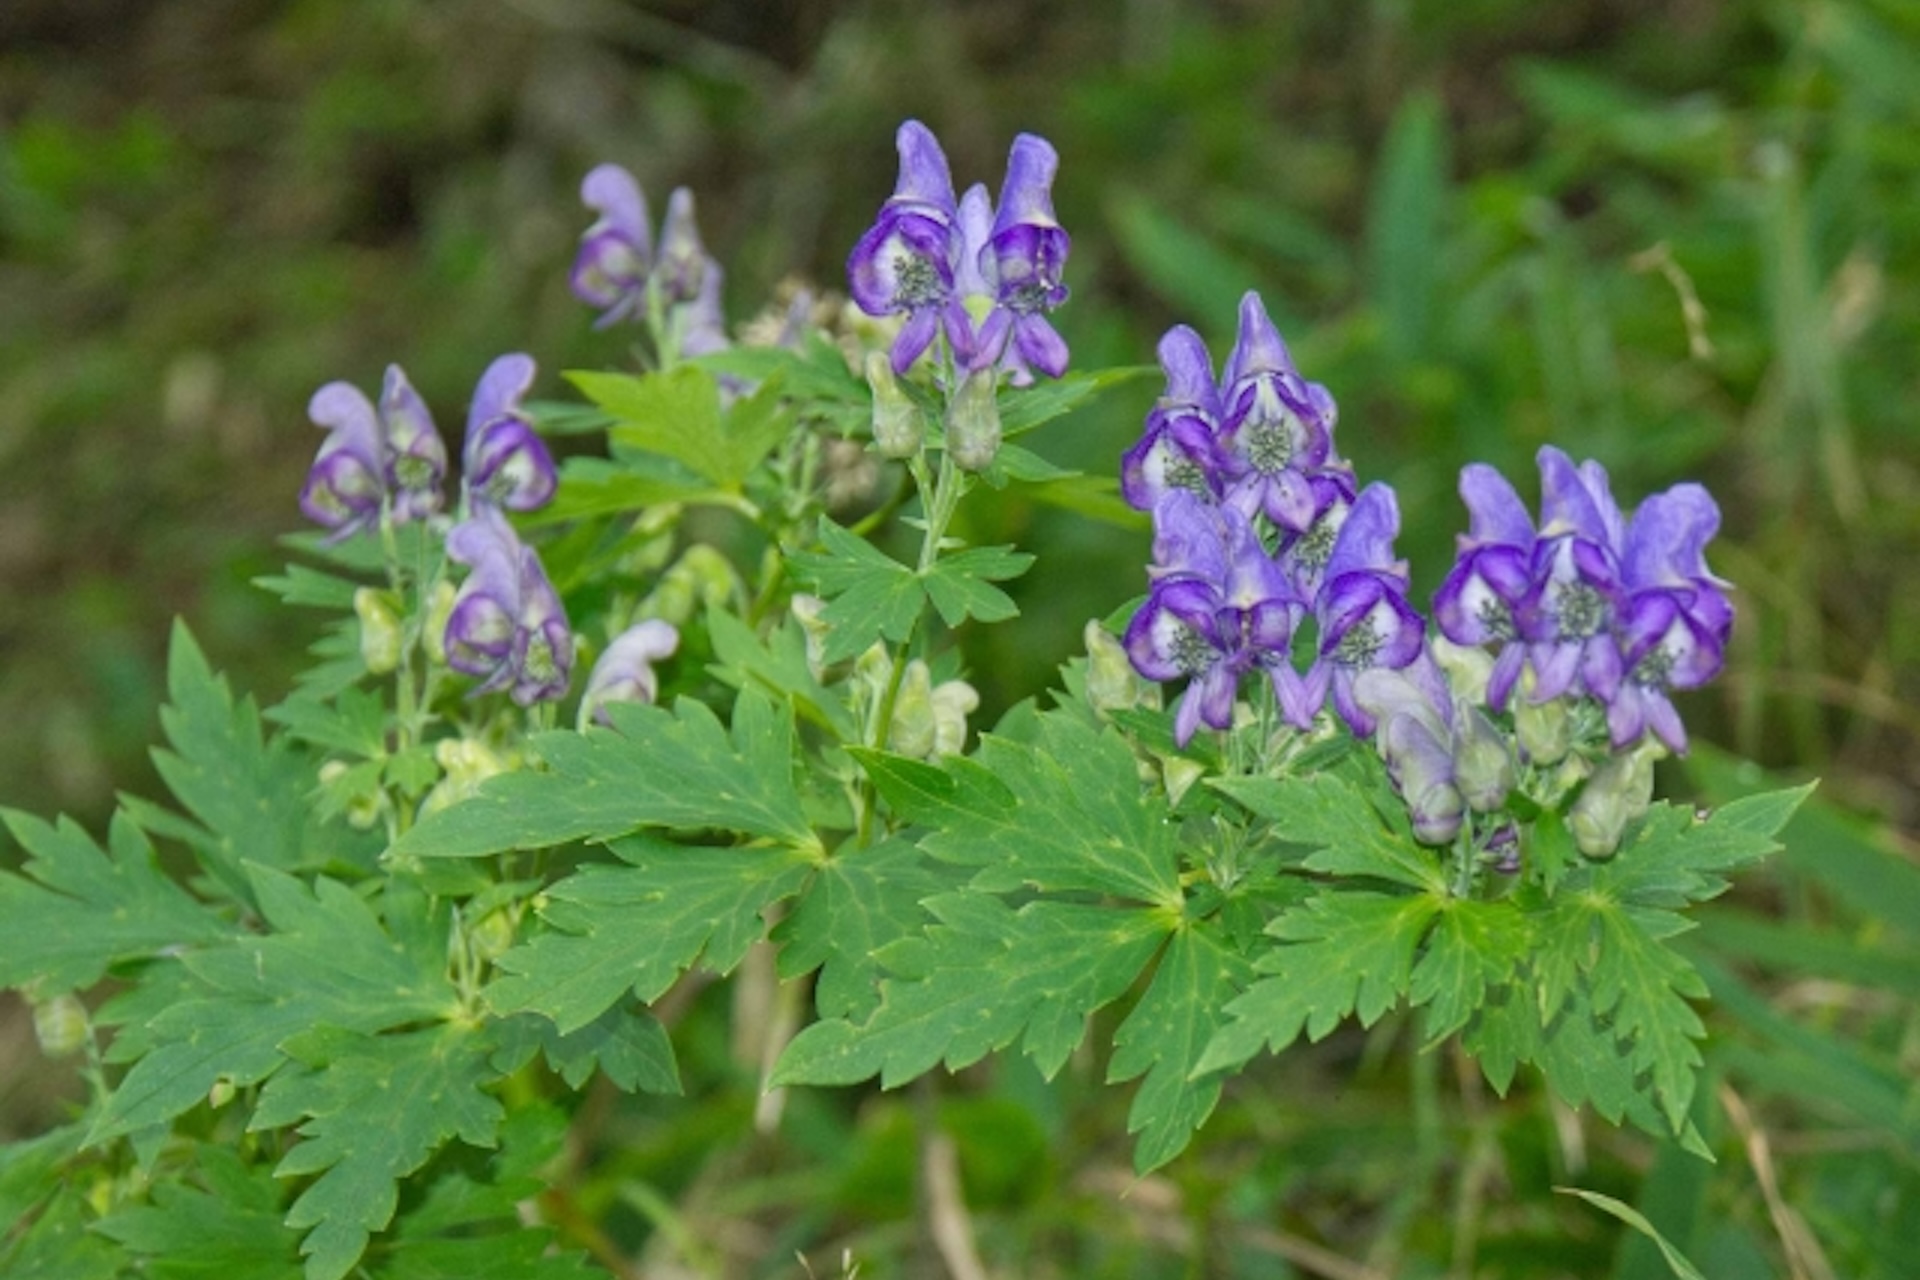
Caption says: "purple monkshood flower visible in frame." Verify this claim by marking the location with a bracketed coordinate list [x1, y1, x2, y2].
[1519, 447, 1626, 705]
[1127, 495, 1301, 746]
[1607, 484, 1731, 752]
[1121, 326, 1229, 510]
[1433, 462, 1536, 710]
[1274, 469, 1358, 603]
[1218, 293, 1339, 534]
[463, 354, 557, 513]
[972, 133, 1071, 383]
[848, 121, 1071, 379]
[300, 366, 449, 538]
[1279, 483, 1425, 735]
[444, 507, 573, 706]
[580, 619, 680, 727]
[847, 121, 974, 374]
[572, 164, 723, 333]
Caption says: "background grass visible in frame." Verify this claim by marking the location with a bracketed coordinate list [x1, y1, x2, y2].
[3, 1, 1917, 1275]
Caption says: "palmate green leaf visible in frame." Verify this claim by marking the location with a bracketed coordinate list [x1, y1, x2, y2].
[93, 1146, 302, 1280]
[773, 838, 957, 1021]
[1107, 921, 1254, 1173]
[1210, 772, 1448, 893]
[265, 684, 386, 757]
[144, 620, 321, 901]
[0, 1188, 123, 1279]
[519, 455, 716, 526]
[486, 837, 814, 1034]
[773, 894, 1169, 1088]
[572, 364, 791, 489]
[252, 562, 361, 610]
[489, 1005, 682, 1094]
[252, 1025, 504, 1280]
[1533, 982, 1709, 1156]
[1196, 891, 1442, 1075]
[1409, 898, 1534, 1043]
[396, 689, 816, 859]
[855, 710, 1184, 906]
[919, 545, 1034, 627]
[998, 364, 1156, 438]
[788, 518, 924, 664]
[1584, 907, 1708, 1134]
[0, 809, 230, 993]
[90, 866, 455, 1143]
[705, 608, 858, 742]
[1583, 786, 1814, 909]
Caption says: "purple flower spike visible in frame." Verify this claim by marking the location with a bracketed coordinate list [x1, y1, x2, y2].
[1434, 463, 1536, 709]
[463, 353, 557, 513]
[573, 164, 654, 327]
[974, 133, 1071, 382]
[379, 366, 447, 522]
[300, 382, 389, 539]
[1121, 326, 1228, 511]
[1294, 484, 1425, 736]
[848, 120, 971, 374]
[581, 619, 680, 726]
[445, 508, 574, 706]
[1520, 448, 1625, 704]
[1218, 293, 1336, 533]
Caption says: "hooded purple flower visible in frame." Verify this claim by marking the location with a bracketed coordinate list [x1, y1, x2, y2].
[572, 164, 654, 328]
[1280, 483, 1425, 735]
[1218, 293, 1337, 534]
[1606, 485, 1731, 752]
[462, 354, 557, 513]
[1518, 448, 1625, 705]
[580, 619, 680, 727]
[1273, 468, 1358, 603]
[300, 366, 449, 537]
[1121, 326, 1228, 510]
[971, 133, 1071, 382]
[1126, 495, 1301, 746]
[444, 507, 573, 706]
[1433, 463, 1536, 710]
[847, 121, 974, 374]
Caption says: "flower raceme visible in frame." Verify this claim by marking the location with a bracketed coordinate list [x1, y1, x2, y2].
[847, 120, 1070, 381]
[300, 366, 448, 537]
[572, 163, 721, 331]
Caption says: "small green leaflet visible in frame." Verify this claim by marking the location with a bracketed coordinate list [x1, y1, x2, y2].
[789, 519, 1034, 664]
[774, 894, 1169, 1088]
[489, 1005, 683, 1094]
[1556, 1187, 1708, 1280]
[0, 809, 230, 993]
[141, 621, 321, 902]
[998, 364, 1156, 438]
[486, 837, 814, 1034]
[253, 1025, 504, 1280]
[569, 364, 790, 489]
[518, 455, 716, 526]
[1196, 891, 1441, 1075]
[1210, 772, 1448, 893]
[93, 1146, 302, 1280]
[1106, 922, 1254, 1173]
[253, 562, 361, 610]
[1409, 898, 1534, 1043]
[89, 865, 456, 1143]
[773, 838, 957, 1021]
[855, 710, 1183, 907]
[396, 689, 816, 858]
[705, 608, 858, 742]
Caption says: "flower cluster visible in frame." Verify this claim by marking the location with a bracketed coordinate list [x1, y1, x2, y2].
[1433, 447, 1731, 754]
[572, 163, 728, 357]
[847, 120, 1070, 383]
[1123, 293, 1423, 745]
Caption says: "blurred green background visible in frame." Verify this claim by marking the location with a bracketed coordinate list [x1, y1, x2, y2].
[4, 1, 1918, 1275]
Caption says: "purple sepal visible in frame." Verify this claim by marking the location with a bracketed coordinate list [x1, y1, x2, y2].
[848, 122, 962, 375]
[1315, 485, 1425, 736]
[655, 188, 710, 304]
[582, 620, 680, 725]
[972, 133, 1070, 381]
[573, 164, 653, 326]
[1221, 291, 1297, 390]
[379, 365, 446, 521]
[445, 508, 574, 706]
[463, 354, 556, 513]
[301, 381, 387, 538]
[1150, 490, 1230, 583]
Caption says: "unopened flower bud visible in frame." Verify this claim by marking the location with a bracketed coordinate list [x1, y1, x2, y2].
[422, 579, 458, 666]
[1084, 620, 1148, 714]
[1515, 695, 1573, 766]
[1452, 705, 1515, 813]
[791, 594, 830, 677]
[889, 660, 938, 759]
[468, 910, 516, 965]
[318, 759, 383, 830]
[945, 369, 1001, 472]
[354, 587, 404, 675]
[420, 737, 511, 818]
[1162, 755, 1206, 808]
[32, 993, 89, 1058]
[208, 1077, 237, 1110]
[866, 351, 924, 459]
[1431, 637, 1494, 707]
[1568, 745, 1658, 858]
[930, 677, 979, 759]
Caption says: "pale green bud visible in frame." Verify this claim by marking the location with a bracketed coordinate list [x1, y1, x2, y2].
[422, 579, 458, 666]
[468, 910, 516, 964]
[889, 660, 938, 760]
[790, 593, 831, 677]
[1162, 755, 1206, 808]
[1568, 745, 1658, 858]
[1431, 637, 1494, 707]
[208, 1078, 237, 1110]
[1452, 705, 1515, 813]
[420, 737, 511, 818]
[866, 351, 924, 459]
[1515, 696, 1573, 766]
[929, 677, 979, 759]
[1084, 620, 1147, 714]
[32, 992, 89, 1058]
[354, 587, 404, 675]
[319, 759, 382, 830]
[945, 369, 1001, 473]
